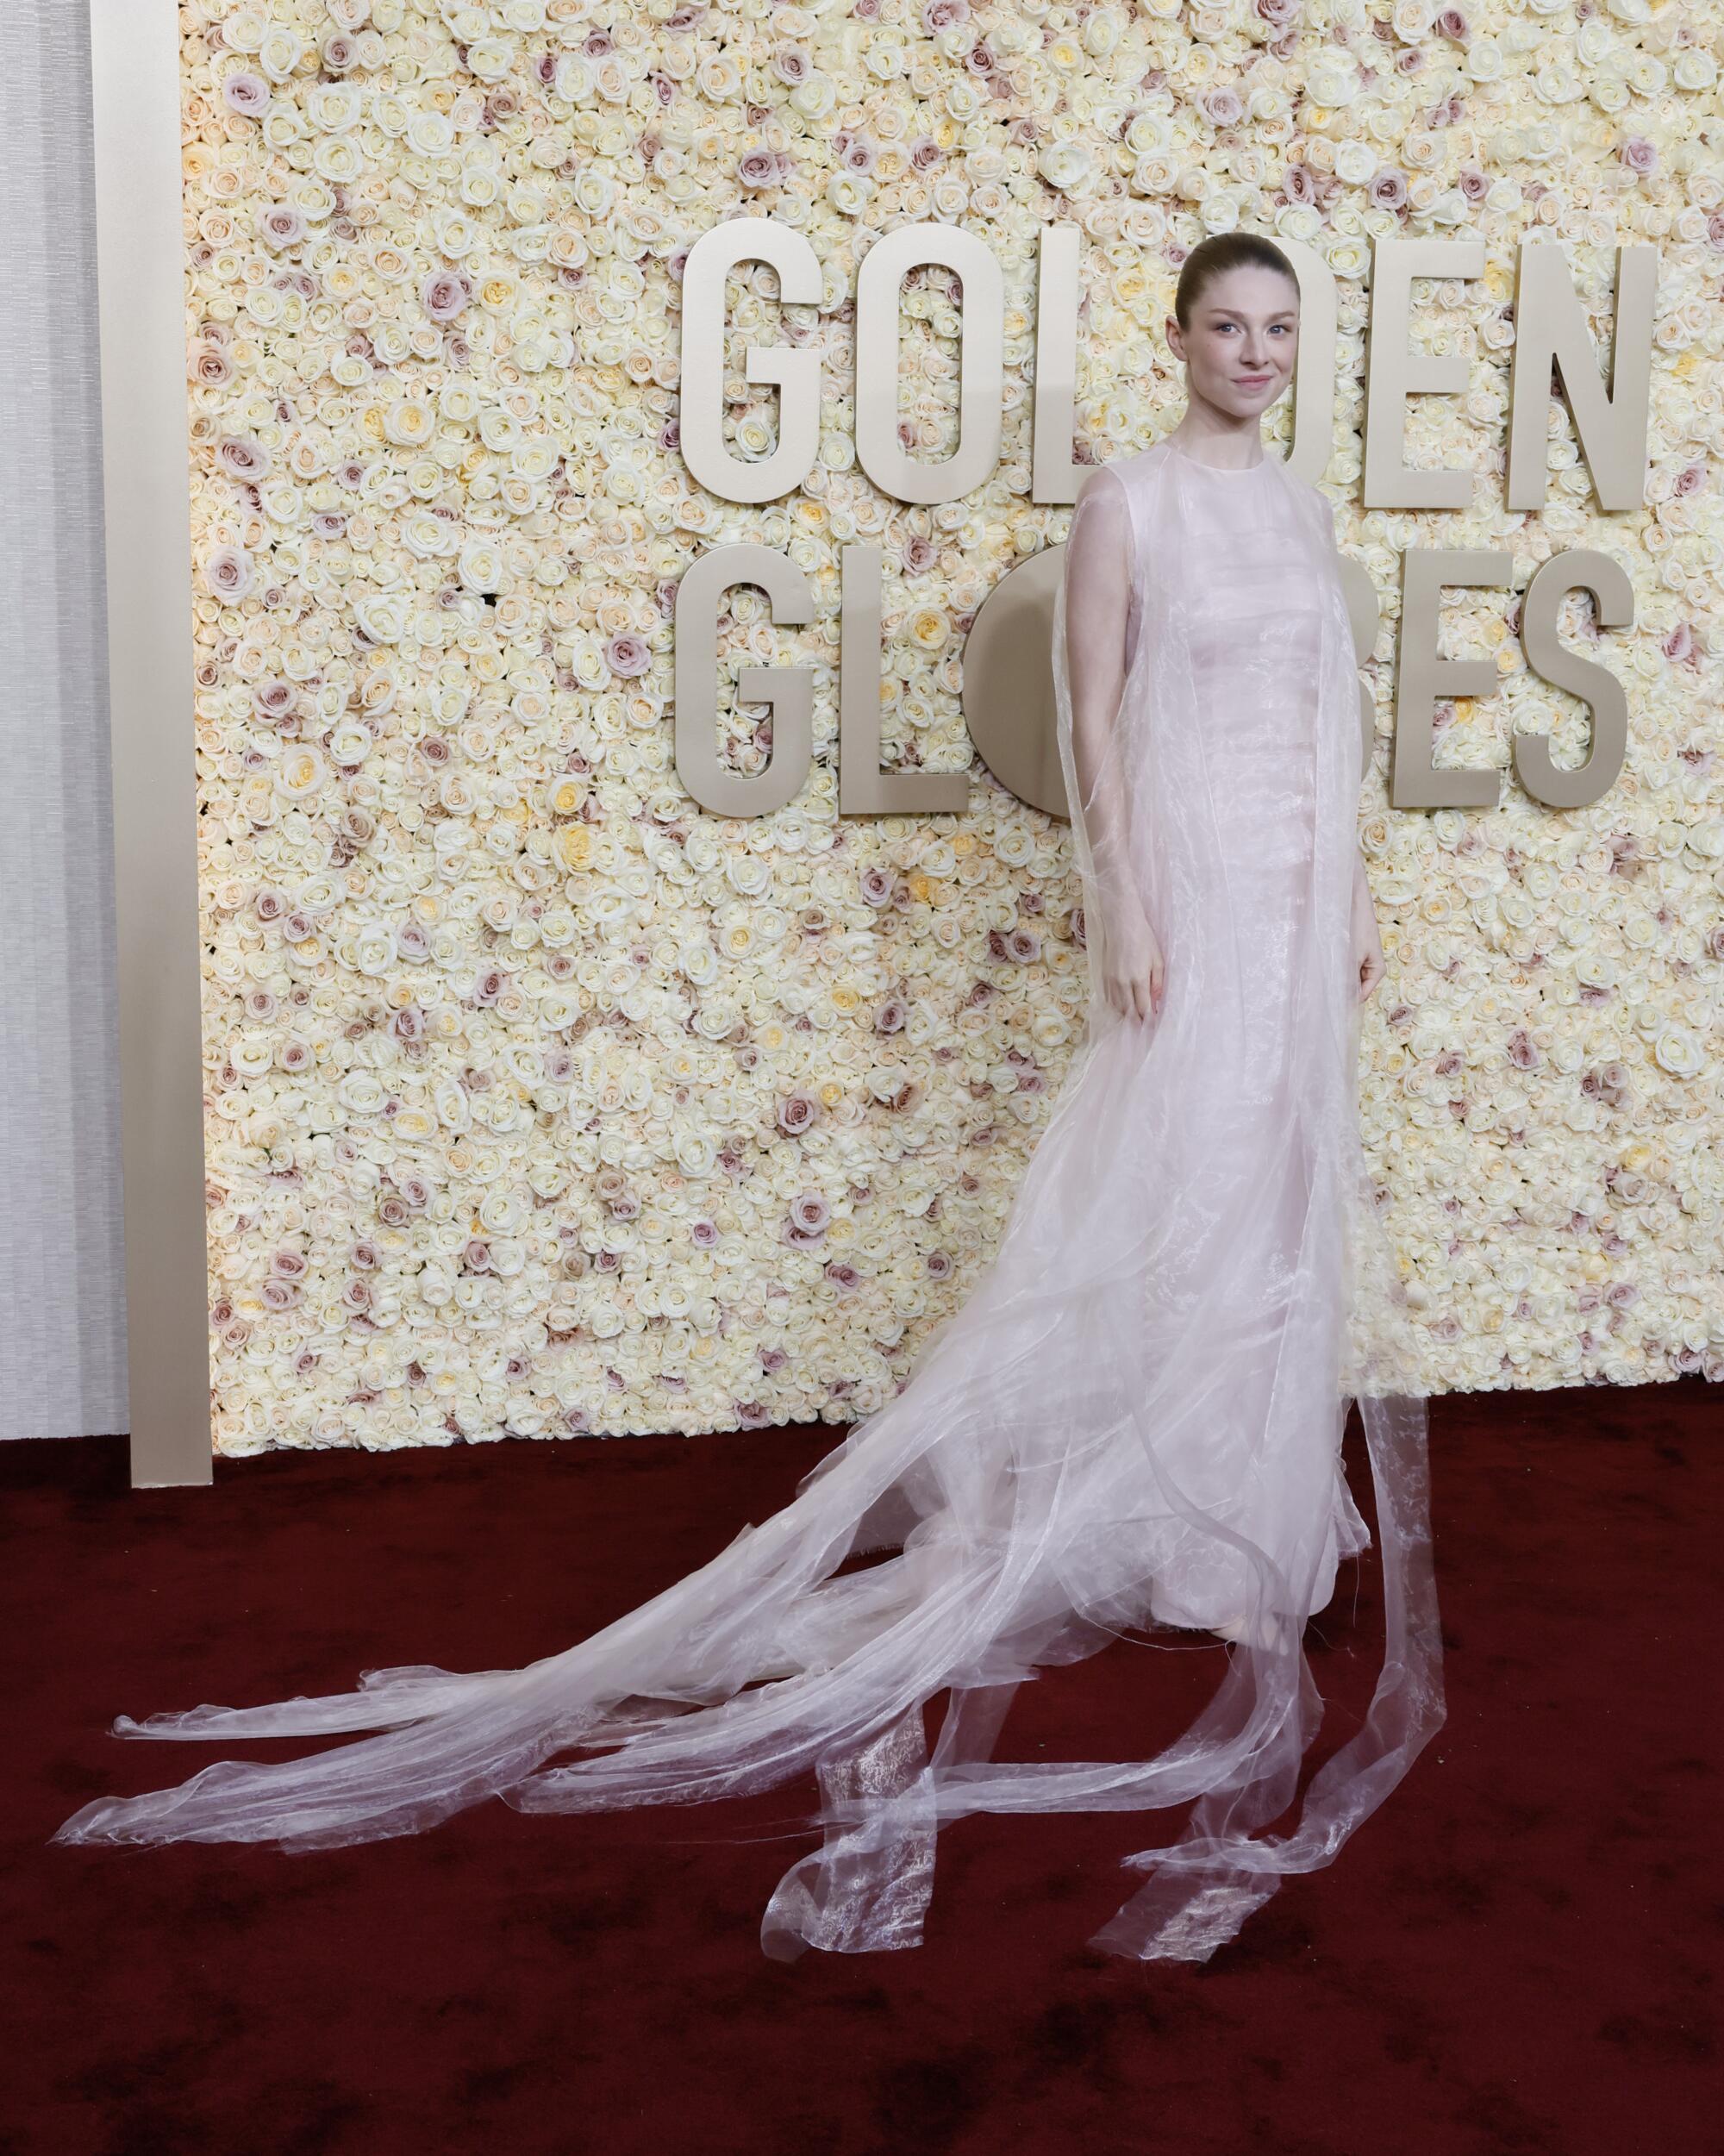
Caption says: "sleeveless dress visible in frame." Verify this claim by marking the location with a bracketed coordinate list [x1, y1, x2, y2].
[54, 438, 1445, 1968]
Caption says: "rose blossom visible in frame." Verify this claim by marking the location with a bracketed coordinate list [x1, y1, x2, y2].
[739, 148, 791, 190]
[777, 1091, 820, 1136]
[787, 1191, 829, 1240]
[252, 678, 296, 722]
[217, 434, 271, 482]
[204, 546, 253, 598]
[191, 345, 234, 387]
[222, 72, 270, 116]
[421, 270, 471, 322]
[258, 202, 309, 250]
[604, 634, 651, 678]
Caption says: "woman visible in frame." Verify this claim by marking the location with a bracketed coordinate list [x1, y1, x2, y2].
[56, 233, 1444, 1967]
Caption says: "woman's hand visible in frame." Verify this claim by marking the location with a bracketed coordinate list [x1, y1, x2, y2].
[1352, 865, 1385, 1003]
[1105, 898, 1165, 1025]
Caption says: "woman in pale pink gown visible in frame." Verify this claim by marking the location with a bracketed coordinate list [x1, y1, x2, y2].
[56, 234, 1444, 1967]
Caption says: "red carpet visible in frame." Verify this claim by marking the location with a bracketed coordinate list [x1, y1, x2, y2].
[3, 1385, 1717, 2156]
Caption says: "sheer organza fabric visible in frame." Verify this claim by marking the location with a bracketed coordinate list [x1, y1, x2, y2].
[55, 439, 1444, 1966]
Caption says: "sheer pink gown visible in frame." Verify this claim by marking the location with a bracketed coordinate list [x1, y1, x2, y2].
[55, 438, 1444, 1968]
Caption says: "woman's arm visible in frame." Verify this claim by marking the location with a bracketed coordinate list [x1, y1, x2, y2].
[1062, 471, 1164, 1023]
[1320, 488, 1385, 1005]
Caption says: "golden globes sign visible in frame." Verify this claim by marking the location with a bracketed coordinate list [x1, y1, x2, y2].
[674, 226, 1654, 816]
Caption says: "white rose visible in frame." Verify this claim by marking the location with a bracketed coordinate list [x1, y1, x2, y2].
[459, 539, 503, 593]
[477, 407, 522, 453]
[383, 397, 436, 447]
[221, 9, 268, 55]
[1653, 1025, 1703, 1079]
[339, 1072, 386, 1115]
[827, 172, 875, 216]
[406, 112, 456, 159]
[353, 590, 411, 644]
[1307, 59, 1359, 107]
[275, 747, 328, 802]
[791, 75, 836, 121]
[466, 39, 516, 82]
[352, 928, 394, 977]
[257, 27, 303, 82]
[1038, 141, 1094, 193]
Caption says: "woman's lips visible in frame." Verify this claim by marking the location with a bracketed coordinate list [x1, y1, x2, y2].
[1236, 374, 1271, 387]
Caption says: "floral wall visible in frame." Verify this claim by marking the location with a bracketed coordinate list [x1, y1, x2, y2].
[181, 0, 1724, 1454]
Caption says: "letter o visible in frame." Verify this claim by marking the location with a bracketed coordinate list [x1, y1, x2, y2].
[856, 225, 1004, 505]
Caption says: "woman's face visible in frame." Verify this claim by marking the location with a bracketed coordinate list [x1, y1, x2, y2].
[1165, 265, 1299, 421]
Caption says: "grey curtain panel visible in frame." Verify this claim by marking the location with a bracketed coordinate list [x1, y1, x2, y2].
[0, 0, 128, 1440]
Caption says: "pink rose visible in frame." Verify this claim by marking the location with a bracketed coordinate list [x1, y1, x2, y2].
[421, 270, 470, 322]
[258, 203, 308, 250]
[787, 1190, 829, 1240]
[738, 147, 787, 190]
[777, 1091, 820, 1137]
[191, 345, 234, 387]
[604, 634, 651, 678]
[222, 72, 270, 116]
[204, 546, 253, 598]
[252, 678, 296, 722]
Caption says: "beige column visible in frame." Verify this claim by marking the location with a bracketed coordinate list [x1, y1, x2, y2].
[91, 0, 211, 1487]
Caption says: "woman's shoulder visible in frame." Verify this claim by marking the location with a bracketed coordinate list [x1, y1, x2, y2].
[1073, 445, 1167, 520]
[1088, 443, 1170, 489]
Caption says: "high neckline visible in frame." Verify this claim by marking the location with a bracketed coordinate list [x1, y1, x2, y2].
[1166, 439, 1267, 477]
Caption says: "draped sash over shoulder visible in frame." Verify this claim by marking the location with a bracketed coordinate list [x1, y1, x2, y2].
[55, 441, 1445, 1969]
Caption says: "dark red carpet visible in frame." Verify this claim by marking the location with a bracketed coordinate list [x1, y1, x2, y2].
[3, 1385, 1718, 2156]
